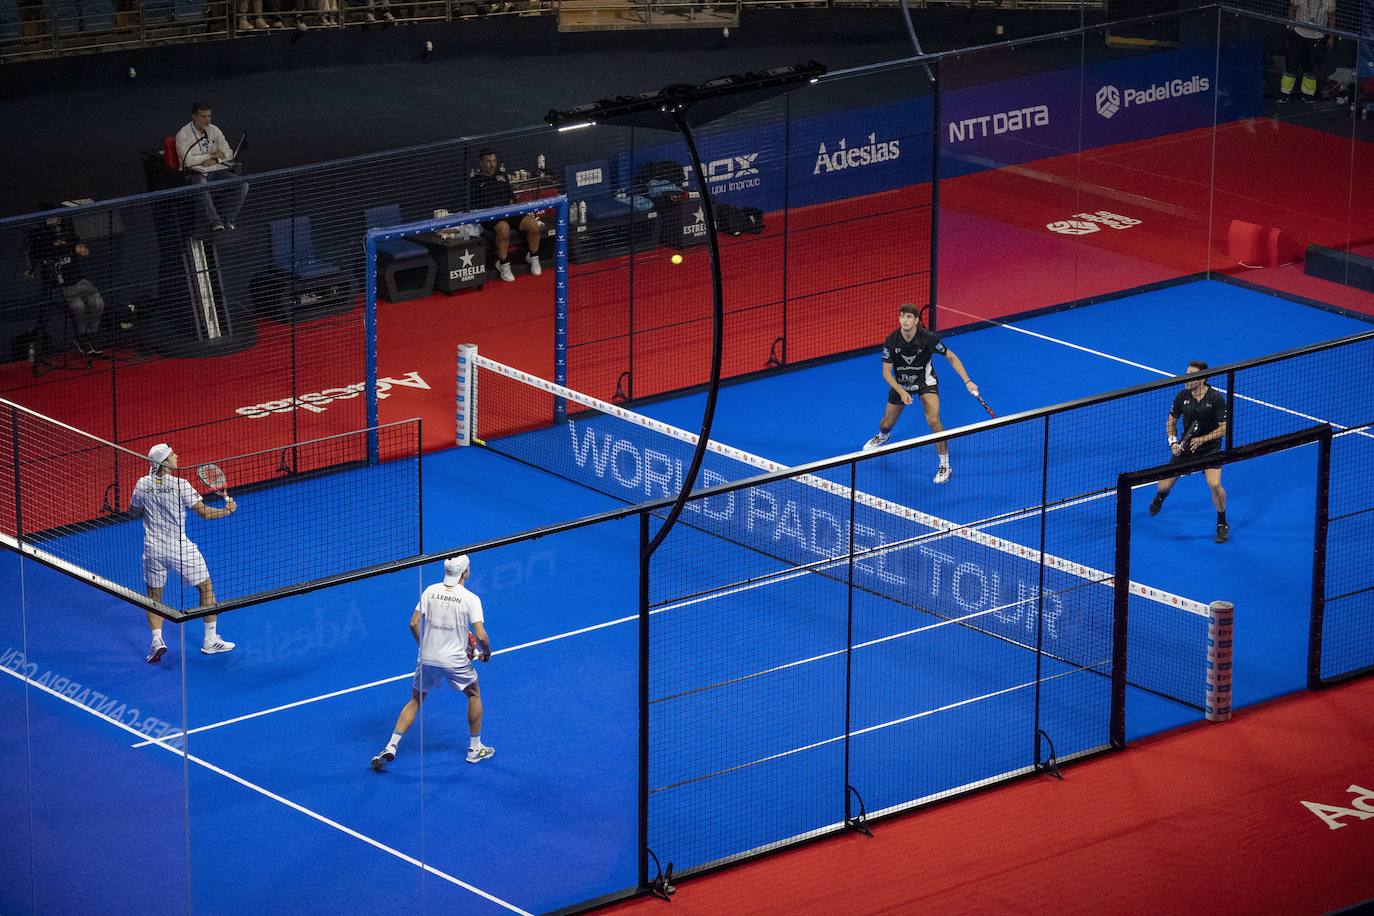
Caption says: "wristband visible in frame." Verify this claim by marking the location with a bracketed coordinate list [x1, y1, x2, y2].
[1168, 437, 1177, 445]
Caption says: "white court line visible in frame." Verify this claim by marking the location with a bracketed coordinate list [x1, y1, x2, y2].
[942, 303, 1374, 441]
[653, 664, 1092, 793]
[135, 313, 1372, 746]
[130, 612, 641, 748]
[0, 662, 532, 916]
[132, 564, 834, 749]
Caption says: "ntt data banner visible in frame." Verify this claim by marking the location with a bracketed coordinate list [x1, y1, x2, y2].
[616, 40, 1260, 213]
[941, 40, 1262, 176]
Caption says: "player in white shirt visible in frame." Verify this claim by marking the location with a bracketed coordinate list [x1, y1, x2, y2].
[128, 443, 238, 663]
[372, 555, 494, 769]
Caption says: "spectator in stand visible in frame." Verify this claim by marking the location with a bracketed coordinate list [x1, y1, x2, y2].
[1280, 0, 1336, 103]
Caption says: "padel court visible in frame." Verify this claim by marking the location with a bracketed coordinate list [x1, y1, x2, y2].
[2, 278, 1369, 915]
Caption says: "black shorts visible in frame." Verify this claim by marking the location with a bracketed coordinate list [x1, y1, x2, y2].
[483, 215, 519, 236]
[888, 380, 937, 405]
[1170, 441, 1222, 471]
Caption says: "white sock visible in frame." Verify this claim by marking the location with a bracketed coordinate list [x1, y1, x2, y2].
[939, 453, 950, 468]
[151, 627, 164, 644]
[469, 735, 482, 750]
[389, 732, 403, 750]
[203, 619, 217, 642]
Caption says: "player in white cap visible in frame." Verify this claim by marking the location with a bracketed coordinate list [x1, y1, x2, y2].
[128, 443, 237, 662]
[372, 555, 494, 769]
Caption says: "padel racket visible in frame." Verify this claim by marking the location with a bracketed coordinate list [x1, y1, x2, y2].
[974, 392, 996, 418]
[197, 462, 229, 500]
[1179, 420, 1200, 452]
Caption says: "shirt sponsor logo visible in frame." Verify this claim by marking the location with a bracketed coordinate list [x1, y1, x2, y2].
[235, 371, 431, 419]
[1046, 211, 1142, 234]
[705, 153, 761, 192]
[1096, 76, 1210, 119]
[813, 132, 901, 175]
[947, 105, 1050, 144]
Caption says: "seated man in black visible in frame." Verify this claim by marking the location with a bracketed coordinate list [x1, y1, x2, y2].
[176, 101, 249, 231]
[24, 215, 106, 356]
[468, 148, 542, 283]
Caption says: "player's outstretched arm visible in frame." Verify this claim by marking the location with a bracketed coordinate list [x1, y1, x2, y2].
[943, 350, 978, 396]
[192, 497, 236, 520]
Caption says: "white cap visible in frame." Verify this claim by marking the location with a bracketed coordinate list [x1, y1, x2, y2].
[148, 443, 172, 474]
[443, 555, 470, 586]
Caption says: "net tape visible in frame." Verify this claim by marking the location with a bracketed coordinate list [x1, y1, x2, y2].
[468, 353, 1210, 619]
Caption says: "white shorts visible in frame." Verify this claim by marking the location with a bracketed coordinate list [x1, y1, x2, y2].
[143, 543, 210, 590]
[414, 662, 477, 694]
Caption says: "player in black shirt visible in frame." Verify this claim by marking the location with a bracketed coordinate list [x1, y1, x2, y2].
[468, 148, 543, 283]
[1148, 360, 1230, 543]
[861, 303, 980, 484]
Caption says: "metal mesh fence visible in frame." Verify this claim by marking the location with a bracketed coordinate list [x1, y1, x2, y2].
[0, 402, 422, 613]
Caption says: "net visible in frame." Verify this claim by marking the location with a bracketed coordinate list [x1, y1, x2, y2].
[462, 349, 1214, 709]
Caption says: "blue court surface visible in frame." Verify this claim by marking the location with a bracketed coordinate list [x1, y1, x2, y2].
[1, 279, 1368, 914]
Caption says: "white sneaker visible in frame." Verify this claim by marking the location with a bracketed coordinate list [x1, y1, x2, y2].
[862, 433, 889, 451]
[466, 744, 495, 763]
[237, 15, 252, 29]
[201, 637, 236, 655]
[146, 639, 167, 664]
[371, 747, 396, 771]
[933, 465, 951, 484]
[526, 252, 542, 276]
[496, 261, 515, 282]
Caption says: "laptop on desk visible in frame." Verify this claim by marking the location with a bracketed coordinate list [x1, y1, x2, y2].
[189, 133, 245, 174]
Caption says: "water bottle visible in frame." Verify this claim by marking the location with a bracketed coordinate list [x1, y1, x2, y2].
[578, 200, 587, 224]
[537, 154, 546, 174]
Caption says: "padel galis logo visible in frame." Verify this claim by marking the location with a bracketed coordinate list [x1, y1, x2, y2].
[1047, 211, 1142, 235]
[1096, 85, 1121, 119]
[813, 132, 900, 175]
[1096, 75, 1210, 119]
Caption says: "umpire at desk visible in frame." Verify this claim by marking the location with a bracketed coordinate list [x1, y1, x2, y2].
[176, 101, 249, 232]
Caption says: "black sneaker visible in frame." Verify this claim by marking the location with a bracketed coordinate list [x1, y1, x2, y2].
[1149, 495, 1164, 516]
[1215, 523, 1230, 544]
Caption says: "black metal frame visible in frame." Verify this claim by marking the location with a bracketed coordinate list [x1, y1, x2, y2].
[1111, 423, 1334, 747]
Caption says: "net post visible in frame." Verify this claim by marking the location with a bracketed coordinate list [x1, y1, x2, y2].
[1110, 473, 1133, 749]
[364, 230, 380, 465]
[457, 343, 477, 446]
[554, 198, 569, 424]
[1205, 601, 1234, 722]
